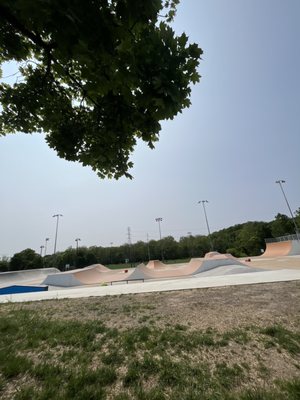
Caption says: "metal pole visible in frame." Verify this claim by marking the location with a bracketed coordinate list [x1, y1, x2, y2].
[75, 238, 81, 267]
[110, 242, 113, 264]
[198, 200, 213, 251]
[75, 238, 81, 253]
[40, 245, 44, 257]
[44, 238, 49, 256]
[155, 218, 162, 241]
[53, 214, 63, 254]
[275, 180, 299, 240]
[187, 232, 193, 257]
[155, 217, 163, 260]
[147, 233, 151, 261]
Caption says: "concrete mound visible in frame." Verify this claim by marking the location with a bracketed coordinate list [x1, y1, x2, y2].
[129, 259, 203, 280]
[204, 252, 238, 260]
[194, 264, 264, 277]
[204, 251, 221, 258]
[86, 264, 110, 272]
[146, 260, 168, 269]
[194, 252, 247, 275]
[43, 264, 135, 287]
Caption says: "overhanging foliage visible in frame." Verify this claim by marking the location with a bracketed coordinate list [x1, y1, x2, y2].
[0, 0, 202, 178]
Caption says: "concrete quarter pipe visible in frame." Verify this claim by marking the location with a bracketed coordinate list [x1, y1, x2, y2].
[262, 240, 300, 257]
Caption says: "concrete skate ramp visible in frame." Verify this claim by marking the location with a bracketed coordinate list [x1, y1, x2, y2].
[195, 264, 263, 277]
[42, 253, 259, 287]
[194, 255, 247, 275]
[262, 240, 300, 257]
[129, 258, 203, 280]
[129, 253, 251, 281]
[146, 260, 169, 269]
[0, 268, 60, 287]
[43, 264, 135, 287]
[204, 252, 239, 260]
[74, 265, 133, 285]
[43, 273, 83, 287]
[246, 255, 300, 270]
[83, 264, 110, 272]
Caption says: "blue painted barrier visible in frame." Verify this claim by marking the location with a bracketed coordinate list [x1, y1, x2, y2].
[0, 285, 48, 295]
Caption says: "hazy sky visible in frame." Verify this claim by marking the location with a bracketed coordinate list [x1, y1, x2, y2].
[1, 0, 299, 257]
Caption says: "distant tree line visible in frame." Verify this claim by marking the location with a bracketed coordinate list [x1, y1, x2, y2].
[1, 210, 299, 272]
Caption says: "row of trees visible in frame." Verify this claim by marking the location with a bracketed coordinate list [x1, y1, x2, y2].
[1, 211, 299, 272]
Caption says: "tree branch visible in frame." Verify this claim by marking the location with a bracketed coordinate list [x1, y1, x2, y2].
[0, 5, 52, 52]
[0, 4, 99, 108]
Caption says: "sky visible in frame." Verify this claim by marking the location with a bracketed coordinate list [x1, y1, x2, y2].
[1, 0, 300, 257]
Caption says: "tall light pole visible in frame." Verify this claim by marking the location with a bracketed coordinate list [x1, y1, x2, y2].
[40, 245, 44, 257]
[75, 238, 81, 253]
[198, 200, 213, 251]
[187, 232, 193, 257]
[110, 242, 113, 264]
[74, 238, 81, 268]
[155, 217, 163, 240]
[53, 214, 63, 254]
[44, 238, 50, 256]
[146, 233, 151, 261]
[275, 180, 299, 240]
[155, 217, 164, 260]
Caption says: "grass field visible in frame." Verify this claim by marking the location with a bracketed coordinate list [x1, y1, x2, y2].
[0, 281, 299, 399]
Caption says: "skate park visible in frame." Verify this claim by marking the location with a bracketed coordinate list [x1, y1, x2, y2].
[1, 237, 300, 303]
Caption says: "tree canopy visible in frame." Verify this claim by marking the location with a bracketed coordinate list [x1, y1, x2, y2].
[0, 0, 202, 178]
[9, 248, 42, 270]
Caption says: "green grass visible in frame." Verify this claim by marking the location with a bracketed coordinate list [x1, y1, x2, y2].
[0, 309, 299, 399]
[259, 325, 300, 355]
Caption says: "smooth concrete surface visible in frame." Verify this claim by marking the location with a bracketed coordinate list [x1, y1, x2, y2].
[262, 239, 300, 257]
[0, 268, 60, 287]
[0, 269, 300, 304]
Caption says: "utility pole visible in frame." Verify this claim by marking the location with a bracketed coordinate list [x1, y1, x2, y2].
[198, 200, 213, 251]
[53, 214, 63, 254]
[146, 233, 151, 261]
[44, 238, 50, 256]
[275, 180, 299, 240]
[75, 238, 81, 268]
[110, 242, 113, 264]
[75, 238, 81, 253]
[155, 217, 164, 260]
[127, 227, 132, 266]
[187, 232, 193, 257]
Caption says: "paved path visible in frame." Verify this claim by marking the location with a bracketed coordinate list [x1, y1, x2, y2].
[1, 269, 300, 303]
